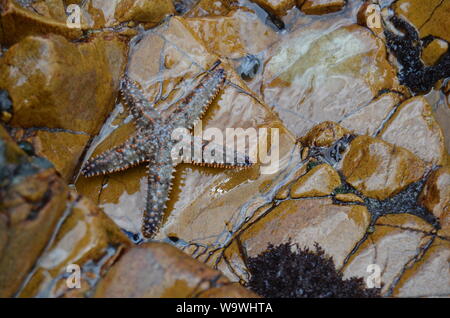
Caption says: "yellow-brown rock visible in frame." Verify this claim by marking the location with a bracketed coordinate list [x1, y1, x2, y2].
[0, 0, 82, 46]
[300, 0, 345, 15]
[0, 33, 126, 134]
[223, 198, 371, 282]
[380, 97, 446, 166]
[335, 193, 364, 203]
[18, 193, 130, 297]
[93, 242, 233, 297]
[262, 24, 400, 137]
[341, 136, 426, 200]
[343, 214, 435, 295]
[114, 0, 175, 26]
[290, 163, 341, 198]
[0, 125, 68, 297]
[251, 0, 295, 17]
[300, 121, 350, 148]
[25, 130, 90, 181]
[419, 166, 449, 221]
[422, 38, 448, 66]
[393, 238, 450, 297]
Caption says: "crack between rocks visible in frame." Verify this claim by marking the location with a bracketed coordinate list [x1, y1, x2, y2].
[417, 0, 445, 31]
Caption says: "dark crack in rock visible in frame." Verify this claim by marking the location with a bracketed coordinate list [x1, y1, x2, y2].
[0, 90, 13, 123]
[236, 54, 261, 81]
[308, 134, 356, 166]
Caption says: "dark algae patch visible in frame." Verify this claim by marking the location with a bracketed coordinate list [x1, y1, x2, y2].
[246, 242, 381, 298]
[385, 16, 450, 94]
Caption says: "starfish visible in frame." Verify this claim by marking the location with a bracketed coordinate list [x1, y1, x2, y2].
[81, 63, 253, 238]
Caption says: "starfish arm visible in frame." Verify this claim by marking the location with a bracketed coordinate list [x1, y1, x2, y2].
[81, 134, 149, 177]
[121, 76, 162, 128]
[142, 150, 174, 238]
[180, 136, 253, 169]
[166, 67, 226, 130]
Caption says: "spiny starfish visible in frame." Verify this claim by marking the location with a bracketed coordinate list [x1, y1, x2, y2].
[81, 63, 253, 238]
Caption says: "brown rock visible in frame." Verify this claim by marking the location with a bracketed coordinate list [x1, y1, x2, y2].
[93, 242, 231, 297]
[185, 9, 278, 59]
[223, 198, 371, 282]
[25, 130, 90, 181]
[18, 193, 130, 297]
[393, 238, 450, 297]
[380, 97, 446, 166]
[300, 121, 350, 148]
[0, 33, 126, 135]
[290, 163, 341, 198]
[300, 0, 345, 15]
[335, 193, 364, 203]
[419, 166, 450, 221]
[341, 135, 426, 200]
[422, 38, 448, 66]
[185, 0, 235, 17]
[0, 125, 68, 297]
[198, 283, 260, 298]
[262, 24, 400, 137]
[392, 0, 450, 42]
[343, 214, 435, 295]
[114, 0, 175, 25]
[339, 93, 403, 137]
[250, 0, 295, 17]
[0, 0, 82, 46]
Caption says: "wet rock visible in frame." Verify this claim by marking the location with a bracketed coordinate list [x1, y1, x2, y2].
[76, 16, 296, 255]
[93, 242, 233, 297]
[392, 0, 450, 43]
[250, 0, 295, 17]
[380, 97, 446, 166]
[185, 0, 235, 17]
[300, 121, 350, 148]
[422, 38, 448, 66]
[290, 163, 341, 198]
[24, 130, 90, 181]
[392, 238, 450, 297]
[0, 125, 68, 297]
[262, 24, 400, 137]
[0, 0, 82, 46]
[339, 93, 403, 137]
[197, 283, 260, 298]
[419, 166, 449, 221]
[114, 0, 175, 26]
[223, 198, 371, 282]
[185, 9, 278, 59]
[0, 33, 126, 134]
[341, 135, 426, 200]
[343, 214, 435, 295]
[300, 0, 346, 15]
[19, 192, 130, 297]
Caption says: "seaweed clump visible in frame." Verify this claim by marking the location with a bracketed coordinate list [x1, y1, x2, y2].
[247, 242, 381, 298]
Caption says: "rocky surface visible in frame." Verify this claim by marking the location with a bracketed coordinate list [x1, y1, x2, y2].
[0, 0, 448, 298]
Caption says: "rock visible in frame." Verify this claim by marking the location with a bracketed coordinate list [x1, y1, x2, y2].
[185, 9, 278, 59]
[300, 0, 346, 15]
[0, 33, 126, 135]
[393, 238, 450, 297]
[380, 97, 446, 166]
[290, 163, 341, 198]
[250, 0, 296, 17]
[339, 93, 403, 137]
[343, 214, 435, 295]
[335, 193, 364, 203]
[0, 125, 68, 297]
[185, 0, 235, 17]
[341, 135, 426, 200]
[262, 24, 400, 137]
[114, 0, 175, 26]
[198, 283, 260, 297]
[392, 0, 450, 42]
[24, 130, 90, 181]
[0, 0, 82, 46]
[300, 121, 350, 148]
[18, 192, 130, 297]
[419, 166, 449, 221]
[93, 242, 234, 297]
[223, 198, 371, 282]
[422, 38, 448, 66]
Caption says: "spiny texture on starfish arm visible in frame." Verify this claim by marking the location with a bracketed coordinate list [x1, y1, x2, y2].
[81, 64, 253, 239]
